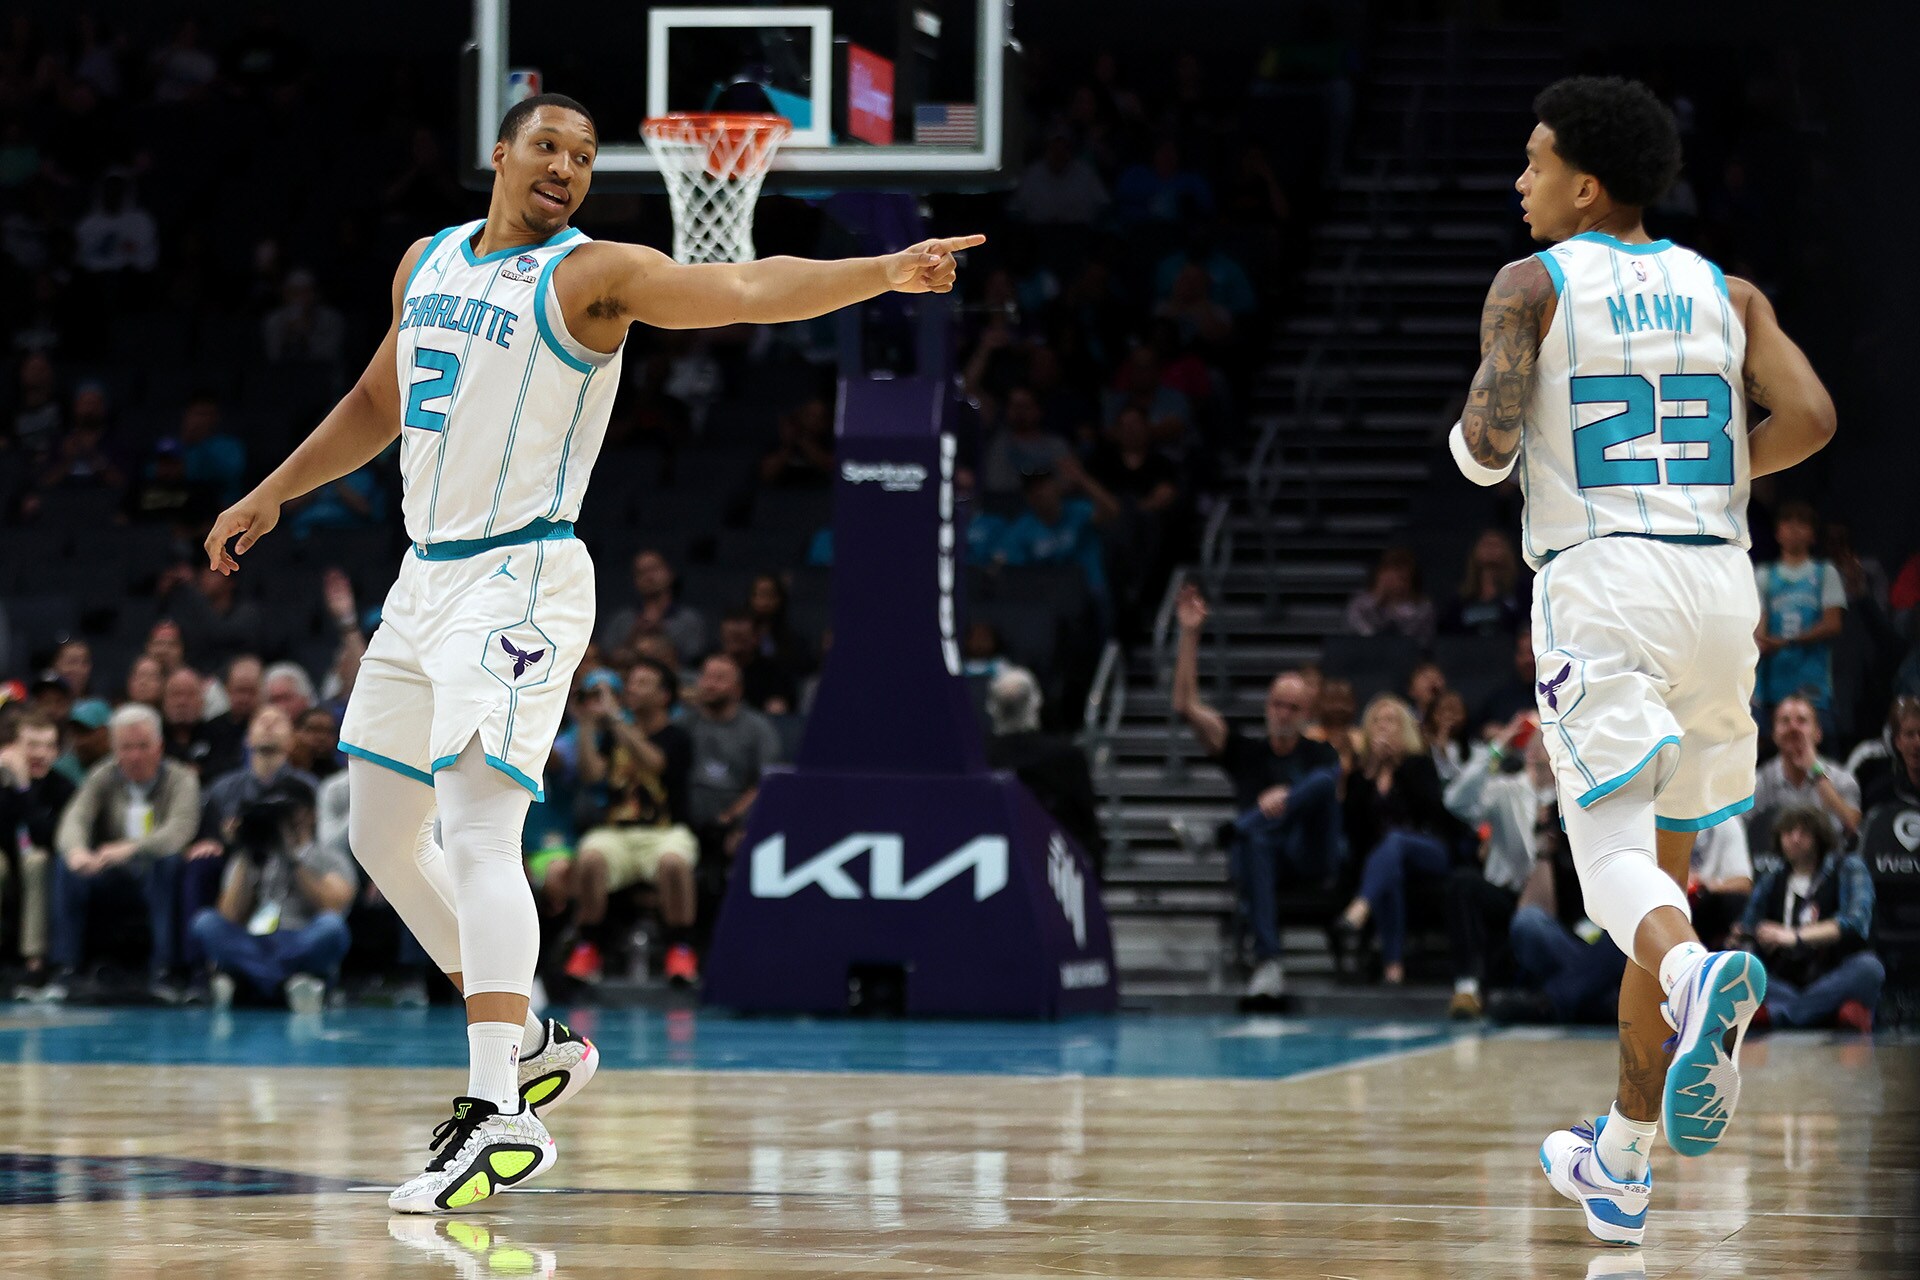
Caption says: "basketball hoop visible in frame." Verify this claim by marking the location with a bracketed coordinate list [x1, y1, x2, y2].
[641, 112, 792, 265]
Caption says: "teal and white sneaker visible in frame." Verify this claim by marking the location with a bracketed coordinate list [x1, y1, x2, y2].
[517, 1018, 599, 1115]
[388, 1097, 556, 1214]
[1660, 950, 1768, 1157]
[1540, 1117, 1653, 1246]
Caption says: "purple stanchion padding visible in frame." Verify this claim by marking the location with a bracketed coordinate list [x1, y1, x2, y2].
[702, 377, 1117, 1017]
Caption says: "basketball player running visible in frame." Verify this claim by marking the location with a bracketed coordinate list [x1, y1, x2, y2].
[202, 93, 981, 1214]
[1450, 77, 1835, 1245]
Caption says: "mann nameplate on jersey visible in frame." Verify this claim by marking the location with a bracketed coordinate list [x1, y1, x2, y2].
[703, 377, 1116, 1017]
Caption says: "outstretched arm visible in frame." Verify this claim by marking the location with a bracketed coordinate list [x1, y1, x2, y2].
[560, 235, 984, 342]
[1733, 277, 1837, 479]
[1450, 255, 1556, 483]
[1171, 585, 1228, 757]
[204, 240, 423, 572]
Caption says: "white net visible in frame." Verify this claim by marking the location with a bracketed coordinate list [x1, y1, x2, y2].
[641, 113, 793, 264]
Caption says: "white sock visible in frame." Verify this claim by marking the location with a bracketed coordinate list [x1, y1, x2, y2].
[467, 1021, 523, 1111]
[1658, 941, 1709, 1000]
[521, 1012, 547, 1058]
[1454, 978, 1480, 997]
[1597, 1105, 1657, 1183]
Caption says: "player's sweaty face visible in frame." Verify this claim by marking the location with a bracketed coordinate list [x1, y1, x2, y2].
[504, 108, 596, 232]
[1515, 123, 1579, 243]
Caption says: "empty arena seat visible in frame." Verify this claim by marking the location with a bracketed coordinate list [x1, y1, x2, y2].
[751, 488, 834, 534]
[1320, 633, 1422, 705]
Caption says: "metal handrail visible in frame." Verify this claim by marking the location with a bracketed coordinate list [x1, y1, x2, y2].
[1077, 638, 1128, 858]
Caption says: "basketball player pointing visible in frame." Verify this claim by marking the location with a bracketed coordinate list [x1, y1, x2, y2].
[1450, 77, 1835, 1246]
[203, 94, 981, 1214]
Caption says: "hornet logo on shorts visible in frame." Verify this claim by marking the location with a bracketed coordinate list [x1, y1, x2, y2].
[500, 636, 547, 678]
[501, 253, 540, 284]
[1538, 662, 1573, 712]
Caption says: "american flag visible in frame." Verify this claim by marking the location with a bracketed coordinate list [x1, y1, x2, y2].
[913, 103, 978, 145]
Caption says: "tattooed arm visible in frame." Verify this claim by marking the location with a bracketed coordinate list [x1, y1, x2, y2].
[1450, 256, 1557, 483]
[1733, 277, 1837, 479]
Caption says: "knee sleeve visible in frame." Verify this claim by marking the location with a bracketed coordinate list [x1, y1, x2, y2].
[436, 741, 538, 998]
[1560, 771, 1689, 959]
[346, 757, 464, 974]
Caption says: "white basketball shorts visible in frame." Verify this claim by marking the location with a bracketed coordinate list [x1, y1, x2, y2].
[339, 527, 593, 800]
[1530, 536, 1759, 833]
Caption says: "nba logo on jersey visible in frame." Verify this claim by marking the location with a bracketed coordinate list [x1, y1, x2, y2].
[1632, 260, 1648, 282]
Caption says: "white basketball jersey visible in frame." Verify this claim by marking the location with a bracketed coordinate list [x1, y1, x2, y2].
[1515, 231, 1748, 570]
[395, 219, 623, 545]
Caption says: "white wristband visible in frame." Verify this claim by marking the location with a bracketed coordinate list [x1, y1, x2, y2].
[1450, 420, 1518, 487]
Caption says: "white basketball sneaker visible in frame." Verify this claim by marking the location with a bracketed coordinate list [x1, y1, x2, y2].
[388, 1097, 557, 1214]
[388, 1216, 559, 1279]
[1660, 950, 1768, 1157]
[517, 1018, 599, 1115]
[1540, 1116, 1653, 1246]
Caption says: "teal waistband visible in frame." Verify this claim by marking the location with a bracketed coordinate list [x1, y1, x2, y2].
[413, 518, 575, 561]
[1539, 532, 1730, 565]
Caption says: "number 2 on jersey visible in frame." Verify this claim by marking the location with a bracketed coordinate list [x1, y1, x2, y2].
[405, 348, 460, 432]
[1570, 372, 1733, 488]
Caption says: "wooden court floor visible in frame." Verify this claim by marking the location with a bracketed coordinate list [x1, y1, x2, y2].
[0, 1019, 1914, 1278]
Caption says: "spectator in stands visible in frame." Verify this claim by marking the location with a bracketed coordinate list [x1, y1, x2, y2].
[716, 610, 796, 716]
[199, 655, 262, 780]
[150, 19, 219, 103]
[262, 268, 346, 367]
[285, 457, 388, 538]
[757, 396, 834, 488]
[747, 574, 814, 686]
[985, 666, 1107, 876]
[961, 622, 1007, 680]
[1102, 348, 1195, 454]
[1500, 832, 1630, 1025]
[558, 659, 700, 986]
[55, 699, 113, 787]
[1172, 586, 1341, 1001]
[33, 392, 124, 495]
[27, 674, 74, 727]
[1688, 817, 1756, 949]
[159, 563, 266, 673]
[144, 619, 186, 677]
[5, 349, 61, 458]
[50, 704, 200, 1000]
[1751, 694, 1861, 845]
[1154, 262, 1234, 350]
[1010, 129, 1109, 226]
[1732, 805, 1882, 1032]
[291, 706, 340, 779]
[262, 662, 316, 721]
[1308, 676, 1362, 776]
[1406, 660, 1446, 720]
[1154, 227, 1258, 319]
[1085, 406, 1182, 640]
[183, 707, 318, 954]
[687, 654, 783, 859]
[1442, 714, 1553, 1018]
[72, 171, 158, 279]
[980, 385, 1074, 497]
[51, 639, 92, 700]
[1344, 547, 1435, 645]
[1, 711, 76, 986]
[1334, 694, 1467, 984]
[1858, 696, 1920, 812]
[190, 774, 353, 1012]
[160, 667, 216, 775]
[177, 392, 245, 507]
[1441, 530, 1528, 637]
[992, 467, 1114, 626]
[1114, 137, 1214, 227]
[1755, 501, 1846, 736]
[1475, 630, 1541, 733]
[124, 654, 165, 709]
[1426, 688, 1470, 783]
[598, 548, 708, 666]
[123, 437, 214, 526]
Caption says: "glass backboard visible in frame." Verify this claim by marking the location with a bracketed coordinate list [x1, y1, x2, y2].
[463, 0, 1020, 192]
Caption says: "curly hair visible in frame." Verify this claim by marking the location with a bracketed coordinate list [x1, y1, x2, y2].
[1533, 76, 1682, 208]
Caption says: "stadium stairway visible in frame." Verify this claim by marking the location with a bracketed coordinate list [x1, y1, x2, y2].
[1094, 22, 1565, 1011]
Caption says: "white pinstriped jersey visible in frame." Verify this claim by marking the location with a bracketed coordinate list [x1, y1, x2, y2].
[395, 218, 624, 545]
[1515, 231, 1748, 570]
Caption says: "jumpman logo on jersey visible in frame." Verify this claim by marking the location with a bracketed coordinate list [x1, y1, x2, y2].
[1539, 662, 1573, 711]
[491, 559, 516, 581]
[500, 636, 546, 679]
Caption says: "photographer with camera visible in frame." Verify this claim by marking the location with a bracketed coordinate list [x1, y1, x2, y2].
[181, 708, 320, 952]
[188, 771, 355, 1012]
